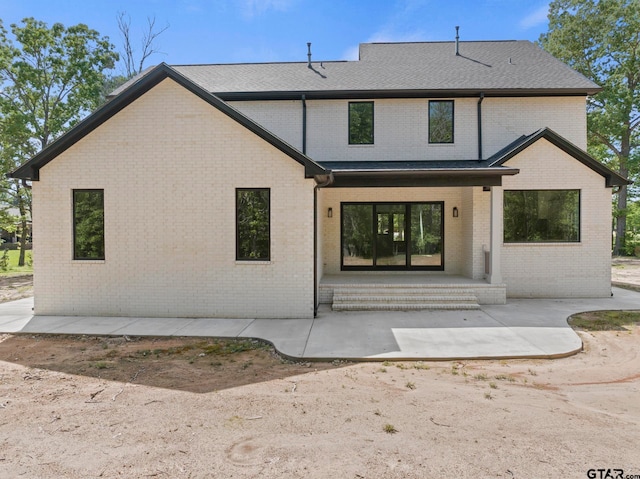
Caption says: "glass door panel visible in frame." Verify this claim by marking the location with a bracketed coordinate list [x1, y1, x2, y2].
[410, 203, 443, 267]
[375, 205, 406, 266]
[342, 204, 374, 267]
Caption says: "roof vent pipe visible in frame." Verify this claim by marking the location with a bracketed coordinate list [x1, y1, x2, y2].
[455, 26, 460, 56]
[307, 42, 312, 68]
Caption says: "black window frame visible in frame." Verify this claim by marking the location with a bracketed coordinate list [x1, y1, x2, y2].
[236, 188, 271, 261]
[428, 100, 454, 144]
[503, 189, 581, 243]
[340, 201, 445, 271]
[73, 189, 105, 261]
[348, 101, 374, 145]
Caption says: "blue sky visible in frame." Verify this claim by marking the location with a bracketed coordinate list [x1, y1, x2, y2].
[1, 0, 551, 71]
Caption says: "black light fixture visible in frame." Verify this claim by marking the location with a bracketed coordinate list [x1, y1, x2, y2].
[328, 207, 333, 218]
[453, 207, 459, 218]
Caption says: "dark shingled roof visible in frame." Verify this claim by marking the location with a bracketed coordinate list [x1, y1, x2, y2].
[111, 41, 600, 99]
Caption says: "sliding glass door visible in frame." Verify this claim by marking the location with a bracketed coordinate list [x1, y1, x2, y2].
[341, 202, 443, 270]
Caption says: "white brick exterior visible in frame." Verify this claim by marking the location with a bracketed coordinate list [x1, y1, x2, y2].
[33, 78, 316, 318]
[230, 96, 588, 162]
[500, 139, 612, 297]
[29, 71, 614, 318]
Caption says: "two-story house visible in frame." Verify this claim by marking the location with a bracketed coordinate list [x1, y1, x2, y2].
[10, 40, 627, 319]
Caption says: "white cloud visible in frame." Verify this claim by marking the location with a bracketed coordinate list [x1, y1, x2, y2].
[519, 3, 549, 29]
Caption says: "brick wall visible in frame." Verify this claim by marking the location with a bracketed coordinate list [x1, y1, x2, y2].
[33, 78, 316, 318]
[231, 96, 587, 162]
[499, 139, 612, 297]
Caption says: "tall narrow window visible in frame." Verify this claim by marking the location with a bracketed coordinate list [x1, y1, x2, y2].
[349, 101, 374, 144]
[504, 190, 580, 242]
[236, 188, 270, 261]
[429, 100, 454, 143]
[73, 189, 105, 260]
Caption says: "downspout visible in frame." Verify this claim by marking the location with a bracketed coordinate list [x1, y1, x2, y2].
[313, 173, 334, 317]
[302, 94, 307, 154]
[477, 92, 484, 160]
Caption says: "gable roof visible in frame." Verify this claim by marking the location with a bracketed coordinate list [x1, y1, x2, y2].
[9, 63, 327, 181]
[488, 127, 629, 187]
[156, 41, 600, 101]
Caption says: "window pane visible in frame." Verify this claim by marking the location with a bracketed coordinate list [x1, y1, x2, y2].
[429, 100, 454, 143]
[236, 189, 270, 260]
[73, 189, 105, 260]
[349, 102, 374, 144]
[375, 205, 406, 266]
[410, 203, 443, 266]
[342, 204, 373, 266]
[504, 190, 579, 242]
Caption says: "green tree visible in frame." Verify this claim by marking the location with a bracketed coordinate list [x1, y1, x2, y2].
[0, 18, 118, 265]
[539, 0, 639, 255]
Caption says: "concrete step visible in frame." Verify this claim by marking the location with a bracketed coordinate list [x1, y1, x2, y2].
[333, 294, 479, 303]
[331, 284, 481, 311]
[333, 302, 481, 311]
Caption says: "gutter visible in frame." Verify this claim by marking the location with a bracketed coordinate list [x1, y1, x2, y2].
[477, 92, 484, 160]
[302, 94, 307, 154]
[313, 172, 334, 317]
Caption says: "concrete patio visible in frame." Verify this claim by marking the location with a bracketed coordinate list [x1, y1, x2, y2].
[1, 287, 639, 360]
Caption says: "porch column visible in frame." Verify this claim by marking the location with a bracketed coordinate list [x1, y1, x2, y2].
[488, 186, 503, 284]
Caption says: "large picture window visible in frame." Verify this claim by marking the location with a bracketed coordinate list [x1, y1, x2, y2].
[504, 190, 580, 243]
[348, 101, 374, 145]
[236, 188, 270, 261]
[73, 189, 105, 260]
[428, 100, 454, 144]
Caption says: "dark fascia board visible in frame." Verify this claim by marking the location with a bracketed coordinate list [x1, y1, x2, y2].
[489, 127, 630, 187]
[216, 88, 600, 102]
[10, 63, 327, 181]
[329, 167, 519, 188]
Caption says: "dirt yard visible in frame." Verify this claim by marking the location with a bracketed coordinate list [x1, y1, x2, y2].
[0, 266, 639, 477]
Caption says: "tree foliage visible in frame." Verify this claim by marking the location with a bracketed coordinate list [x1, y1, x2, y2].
[0, 18, 118, 265]
[539, 0, 639, 255]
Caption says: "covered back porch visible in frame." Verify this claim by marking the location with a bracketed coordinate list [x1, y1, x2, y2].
[315, 163, 514, 311]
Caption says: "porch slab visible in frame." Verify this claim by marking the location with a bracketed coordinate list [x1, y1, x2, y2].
[1, 287, 638, 361]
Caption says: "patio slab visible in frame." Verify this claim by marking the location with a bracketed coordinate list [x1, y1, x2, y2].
[0, 287, 638, 360]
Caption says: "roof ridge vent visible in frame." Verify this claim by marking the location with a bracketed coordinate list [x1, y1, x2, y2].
[455, 26, 460, 56]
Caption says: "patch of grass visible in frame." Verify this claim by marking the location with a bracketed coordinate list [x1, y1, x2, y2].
[494, 374, 516, 382]
[473, 373, 488, 381]
[405, 381, 416, 390]
[489, 382, 498, 389]
[378, 367, 387, 373]
[528, 368, 537, 377]
[93, 361, 110, 370]
[413, 363, 430, 370]
[484, 392, 493, 400]
[383, 424, 398, 434]
[569, 310, 640, 331]
[0, 250, 33, 275]
[135, 339, 269, 360]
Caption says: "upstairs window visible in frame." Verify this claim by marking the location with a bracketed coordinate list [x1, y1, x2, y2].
[429, 100, 454, 144]
[503, 190, 580, 243]
[73, 189, 105, 260]
[236, 188, 270, 261]
[349, 101, 374, 144]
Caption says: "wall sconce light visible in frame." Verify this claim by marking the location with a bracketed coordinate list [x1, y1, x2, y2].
[328, 207, 333, 218]
[452, 207, 459, 218]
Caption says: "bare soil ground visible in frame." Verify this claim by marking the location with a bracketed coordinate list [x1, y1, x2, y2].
[0, 266, 638, 477]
